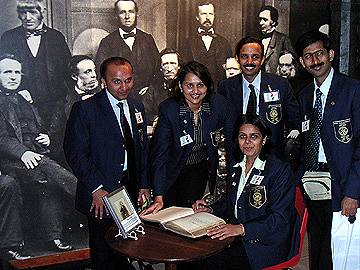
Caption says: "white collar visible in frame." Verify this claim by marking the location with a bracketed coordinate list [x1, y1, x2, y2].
[314, 67, 334, 97]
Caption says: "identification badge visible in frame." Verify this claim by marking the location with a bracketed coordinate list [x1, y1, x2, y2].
[135, 112, 143, 124]
[302, 120, 310, 132]
[180, 134, 193, 146]
[250, 175, 264, 185]
[264, 91, 280, 102]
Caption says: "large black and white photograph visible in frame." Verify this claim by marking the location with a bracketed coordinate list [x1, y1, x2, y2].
[1, 0, 360, 270]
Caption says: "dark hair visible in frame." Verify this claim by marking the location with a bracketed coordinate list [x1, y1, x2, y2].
[68, 55, 93, 78]
[173, 61, 214, 102]
[114, 0, 138, 13]
[197, 0, 215, 10]
[0, 53, 22, 64]
[295, 30, 332, 57]
[159, 48, 181, 62]
[99, 57, 133, 80]
[235, 36, 265, 59]
[232, 114, 272, 161]
[258, 5, 279, 26]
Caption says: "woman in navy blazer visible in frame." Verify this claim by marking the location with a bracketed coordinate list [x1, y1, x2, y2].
[142, 61, 232, 214]
[194, 115, 300, 270]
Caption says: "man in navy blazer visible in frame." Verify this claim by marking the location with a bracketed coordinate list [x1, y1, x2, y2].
[218, 36, 300, 159]
[296, 31, 360, 270]
[64, 57, 150, 270]
[95, 0, 159, 100]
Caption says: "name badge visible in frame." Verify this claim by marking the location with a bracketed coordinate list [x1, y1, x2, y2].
[250, 175, 264, 185]
[180, 134, 193, 146]
[302, 120, 310, 132]
[264, 91, 280, 102]
[135, 112, 143, 124]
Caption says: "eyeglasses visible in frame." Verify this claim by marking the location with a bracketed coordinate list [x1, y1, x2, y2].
[303, 49, 327, 61]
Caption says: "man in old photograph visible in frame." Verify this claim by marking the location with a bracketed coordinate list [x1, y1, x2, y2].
[95, 0, 160, 100]
[0, 0, 71, 134]
[65, 55, 100, 119]
[0, 53, 76, 252]
[180, 0, 232, 88]
[142, 48, 180, 130]
[0, 172, 30, 261]
[258, 5, 295, 75]
[223, 57, 241, 79]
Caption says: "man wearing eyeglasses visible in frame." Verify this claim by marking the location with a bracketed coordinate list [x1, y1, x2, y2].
[296, 30, 360, 270]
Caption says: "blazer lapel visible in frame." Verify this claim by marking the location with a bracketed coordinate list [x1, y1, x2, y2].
[323, 72, 341, 121]
[97, 91, 123, 138]
[259, 73, 267, 118]
[229, 164, 242, 206]
[178, 102, 194, 153]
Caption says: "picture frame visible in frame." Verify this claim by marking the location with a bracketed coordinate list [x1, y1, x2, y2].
[103, 186, 143, 239]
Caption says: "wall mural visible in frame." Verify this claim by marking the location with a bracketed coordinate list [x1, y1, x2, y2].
[2, 0, 353, 264]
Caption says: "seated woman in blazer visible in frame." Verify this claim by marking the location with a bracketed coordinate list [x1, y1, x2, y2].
[142, 61, 232, 214]
[193, 114, 300, 270]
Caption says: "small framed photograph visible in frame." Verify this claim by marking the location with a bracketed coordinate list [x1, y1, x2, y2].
[103, 186, 142, 238]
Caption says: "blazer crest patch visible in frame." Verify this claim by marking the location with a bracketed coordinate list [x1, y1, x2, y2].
[249, 185, 267, 209]
[333, 118, 352, 143]
[266, 104, 282, 124]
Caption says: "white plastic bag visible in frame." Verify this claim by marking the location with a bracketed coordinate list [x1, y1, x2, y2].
[331, 210, 360, 270]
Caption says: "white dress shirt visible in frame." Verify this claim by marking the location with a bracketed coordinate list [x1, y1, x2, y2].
[106, 90, 133, 171]
[242, 71, 262, 115]
[313, 67, 334, 163]
[198, 27, 214, 51]
[119, 28, 136, 51]
[26, 22, 44, 57]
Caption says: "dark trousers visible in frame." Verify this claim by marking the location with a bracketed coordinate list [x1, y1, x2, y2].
[307, 199, 333, 270]
[87, 216, 132, 270]
[0, 175, 23, 250]
[1, 156, 77, 241]
[204, 241, 251, 270]
[165, 160, 208, 208]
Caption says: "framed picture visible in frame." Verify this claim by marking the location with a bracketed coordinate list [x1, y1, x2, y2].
[103, 186, 142, 238]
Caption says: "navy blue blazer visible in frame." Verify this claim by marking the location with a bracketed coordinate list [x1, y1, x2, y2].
[299, 71, 360, 211]
[218, 72, 300, 158]
[217, 156, 300, 269]
[63, 90, 149, 214]
[151, 94, 232, 196]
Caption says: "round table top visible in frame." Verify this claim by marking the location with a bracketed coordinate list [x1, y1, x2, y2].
[106, 223, 234, 264]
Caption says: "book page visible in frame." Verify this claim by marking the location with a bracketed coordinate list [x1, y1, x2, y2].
[164, 212, 226, 238]
[141, 206, 194, 224]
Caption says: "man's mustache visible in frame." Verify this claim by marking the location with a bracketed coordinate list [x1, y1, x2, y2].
[310, 62, 324, 69]
[203, 19, 211, 24]
[244, 64, 256, 68]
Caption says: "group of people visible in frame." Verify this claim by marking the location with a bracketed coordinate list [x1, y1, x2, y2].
[0, 1, 359, 270]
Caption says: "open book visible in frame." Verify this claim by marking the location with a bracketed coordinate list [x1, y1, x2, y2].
[141, 206, 226, 238]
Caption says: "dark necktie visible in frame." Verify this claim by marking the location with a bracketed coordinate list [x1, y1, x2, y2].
[117, 102, 134, 151]
[123, 32, 136, 39]
[246, 84, 257, 116]
[305, 88, 323, 171]
[117, 102, 137, 198]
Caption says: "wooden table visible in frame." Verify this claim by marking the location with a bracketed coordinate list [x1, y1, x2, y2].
[106, 224, 234, 270]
